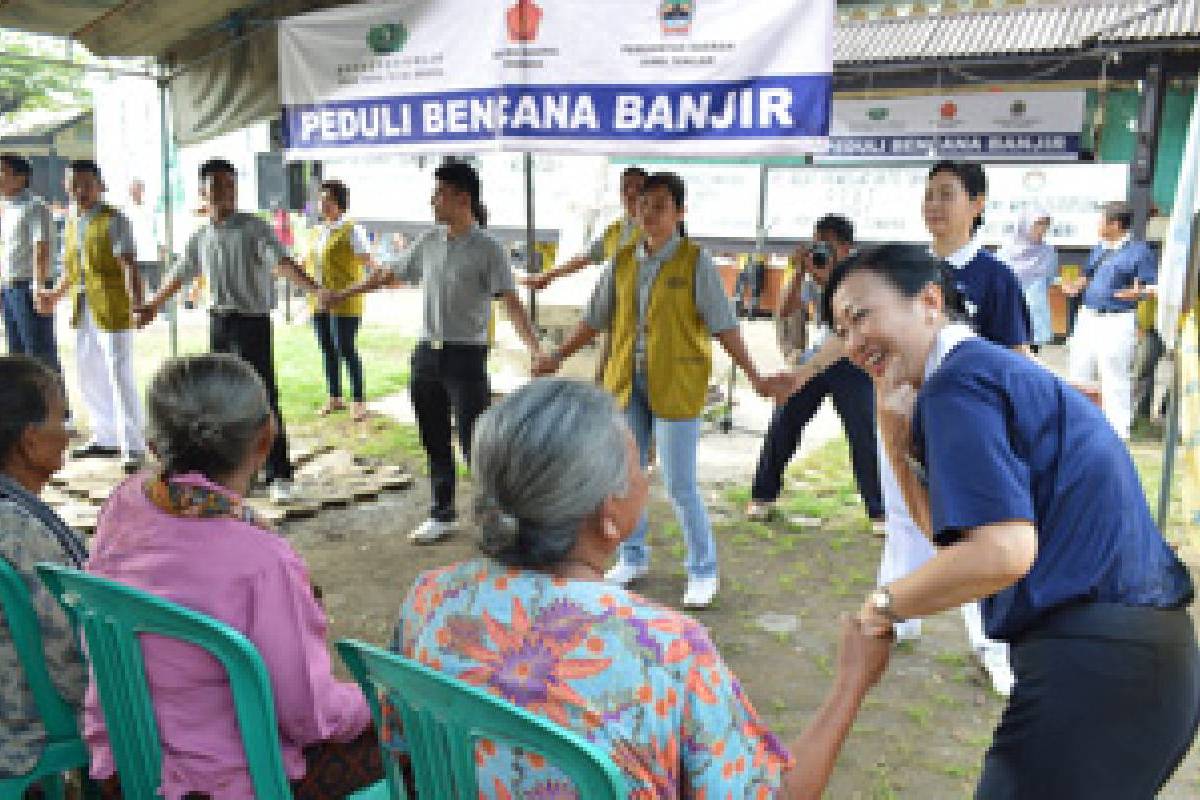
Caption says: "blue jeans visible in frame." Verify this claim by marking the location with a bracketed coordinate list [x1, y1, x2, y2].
[313, 313, 364, 401]
[619, 373, 718, 580]
[1, 281, 63, 374]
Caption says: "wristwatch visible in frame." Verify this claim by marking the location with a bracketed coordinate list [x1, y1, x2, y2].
[867, 586, 902, 623]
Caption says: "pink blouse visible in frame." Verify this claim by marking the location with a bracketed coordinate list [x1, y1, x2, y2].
[83, 473, 370, 799]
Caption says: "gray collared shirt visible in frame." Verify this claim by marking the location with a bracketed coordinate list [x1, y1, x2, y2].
[389, 225, 515, 345]
[583, 233, 737, 356]
[70, 205, 136, 286]
[0, 190, 51, 282]
[170, 211, 289, 315]
[584, 216, 638, 263]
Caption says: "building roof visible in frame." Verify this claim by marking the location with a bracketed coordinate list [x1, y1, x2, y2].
[835, 1, 1200, 65]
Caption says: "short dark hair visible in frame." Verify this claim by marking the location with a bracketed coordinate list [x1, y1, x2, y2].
[320, 179, 349, 212]
[814, 214, 854, 246]
[620, 166, 649, 182]
[435, 159, 486, 226]
[0, 356, 62, 465]
[1102, 201, 1134, 231]
[822, 243, 967, 328]
[928, 160, 987, 233]
[0, 153, 32, 188]
[67, 159, 101, 179]
[642, 171, 687, 237]
[199, 158, 236, 182]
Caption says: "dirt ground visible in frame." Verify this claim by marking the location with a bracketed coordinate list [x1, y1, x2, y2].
[284, 437, 1200, 799]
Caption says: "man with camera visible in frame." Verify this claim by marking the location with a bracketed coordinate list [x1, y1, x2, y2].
[745, 215, 883, 527]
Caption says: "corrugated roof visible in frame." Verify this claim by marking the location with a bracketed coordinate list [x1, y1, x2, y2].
[835, 1, 1200, 65]
[1103, 0, 1200, 41]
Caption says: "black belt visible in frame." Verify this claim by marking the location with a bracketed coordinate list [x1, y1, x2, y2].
[1085, 306, 1134, 316]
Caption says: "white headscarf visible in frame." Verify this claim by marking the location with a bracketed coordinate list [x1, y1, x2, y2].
[996, 206, 1056, 284]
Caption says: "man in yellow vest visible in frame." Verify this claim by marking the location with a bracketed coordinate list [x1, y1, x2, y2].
[533, 171, 787, 608]
[520, 166, 647, 290]
[44, 160, 146, 471]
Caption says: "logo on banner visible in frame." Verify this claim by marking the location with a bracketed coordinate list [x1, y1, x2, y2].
[939, 101, 958, 121]
[1010, 100, 1027, 118]
[661, 1, 694, 35]
[507, 0, 544, 42]
[867, 107, 889, 121]
[366, 23, 408, 54]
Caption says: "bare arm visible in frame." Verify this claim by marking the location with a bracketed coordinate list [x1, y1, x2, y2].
[33, 241, 49, 287]
[519, 253, 592, 290]
[859, 521, 1037, 637]
[779, 617, 891, 799]
[778, 272, 807, 318]
[276, 254, 320, 295]
[498, 290, 542, 355]
[117, 253, 144, 308]
[533, 320, 599, 375]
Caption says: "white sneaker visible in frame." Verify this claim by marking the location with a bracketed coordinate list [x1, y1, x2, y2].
[976, 646, 1015, 698]
[268, 479, 294, 505]
[603, 561, 648, 587]
[682, 576, 719, 608]
[409, 517, 456, 544]
[893, 617, 923, 642]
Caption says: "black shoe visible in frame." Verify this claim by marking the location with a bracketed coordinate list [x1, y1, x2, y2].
[71, 443, 121, 459]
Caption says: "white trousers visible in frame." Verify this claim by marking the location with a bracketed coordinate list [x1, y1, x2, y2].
[1068, 306, 1136, 440]
[877, 434, 1008, 657]
[76, 301, 145, 454]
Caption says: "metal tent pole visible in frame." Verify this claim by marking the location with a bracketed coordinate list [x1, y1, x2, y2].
[524, 152, 537, 327]
[158, 70, 177, 357]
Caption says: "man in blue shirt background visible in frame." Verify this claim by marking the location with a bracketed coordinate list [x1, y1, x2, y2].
[1064, 201, 1157, 440]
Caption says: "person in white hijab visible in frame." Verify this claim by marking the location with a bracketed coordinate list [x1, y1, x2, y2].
[997, 207, 1057, 348]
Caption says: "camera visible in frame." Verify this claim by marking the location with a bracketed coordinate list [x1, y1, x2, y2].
[810, 241, 832, 268]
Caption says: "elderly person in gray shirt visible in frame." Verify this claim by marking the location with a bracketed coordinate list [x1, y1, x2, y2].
[134, 158, 322, 504]
[331, 160, 543, 544]
[533, 171, 787, 608]
[0, 154, 64, 380]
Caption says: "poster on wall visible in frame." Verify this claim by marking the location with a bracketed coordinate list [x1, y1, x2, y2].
[825, 91, 1087, 161]
[278, 0, 833, 158]
[766, 162, 1129, 246]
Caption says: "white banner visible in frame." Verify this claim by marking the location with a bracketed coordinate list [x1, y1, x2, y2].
[279, 0, 833, 158]
[1157, 82, 1199, 347]
[825, 91, 1086, 161]
[766, 162, 1128, 246]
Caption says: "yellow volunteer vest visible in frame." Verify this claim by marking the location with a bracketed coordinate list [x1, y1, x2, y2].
[1136, 295, 1157, 332]
[64, 205, 132, 332]
[602, 238, 711, 419]
[307, 220, 365, 316]
[601, 218, 642, 261]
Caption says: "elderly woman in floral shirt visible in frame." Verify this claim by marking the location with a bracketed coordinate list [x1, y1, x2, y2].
[391, 379, 891, 798]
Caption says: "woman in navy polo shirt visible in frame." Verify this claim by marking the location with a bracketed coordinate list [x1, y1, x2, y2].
[828, 244, 1198, 799]
[877, 160, 1029, 695]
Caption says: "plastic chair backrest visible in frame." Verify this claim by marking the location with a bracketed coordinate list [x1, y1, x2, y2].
[336, 638, 628, 800]
[0, 556, 89, 798]
[35, 563, 293, 800]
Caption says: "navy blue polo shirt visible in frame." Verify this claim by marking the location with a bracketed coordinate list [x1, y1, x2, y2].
[947, 246, 1030, 347]
[1081, 239, 1157, 313]
[912, 337, 1193, 641]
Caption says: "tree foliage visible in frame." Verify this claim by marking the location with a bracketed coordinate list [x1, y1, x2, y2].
[0, 32, 88, 116]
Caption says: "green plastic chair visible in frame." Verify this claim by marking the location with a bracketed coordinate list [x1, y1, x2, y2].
[35, 563, 295, 800]
[0, 556, 93, 800]
[336, 638, 628, 800]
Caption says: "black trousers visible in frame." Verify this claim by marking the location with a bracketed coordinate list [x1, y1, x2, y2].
[976, 603, 1200, 799]
[751, 358, 883, 518]
[1132, 326, 1165, 420]
[409, 342, 490, 522]
[209, 312, 293, 482]
[313, 313, 364, 402]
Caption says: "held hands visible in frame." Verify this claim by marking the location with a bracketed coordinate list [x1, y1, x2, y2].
[1111, 286, 1142, 301]
[531, 350, 560, 377]
[132, 302, 159, 329]
[315, 288, 338, 311]
[837, 614, 893, 692]
[876, 357, 917, 428]
[33, 288, 57, 316]
[752, 373, 797, 404]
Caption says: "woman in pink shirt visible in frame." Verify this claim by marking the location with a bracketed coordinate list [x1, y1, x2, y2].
[85, 353, 381, 799]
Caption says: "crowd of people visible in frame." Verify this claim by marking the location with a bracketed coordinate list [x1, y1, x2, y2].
[0, 149, 1197, 799]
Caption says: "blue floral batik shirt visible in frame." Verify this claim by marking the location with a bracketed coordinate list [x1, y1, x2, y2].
[389, 558, 792, 799]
